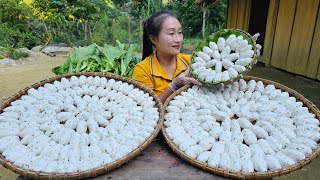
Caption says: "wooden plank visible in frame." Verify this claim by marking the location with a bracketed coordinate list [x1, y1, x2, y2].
[236, 0, 247, 30]
[263, 0, 280, 65]
[227, 0, 233, 28]
[270, 0, 297, 69]
[227, 0, 239, 29]
[243, 0, 251, 31]
[286, 0, 319, 76]
[307, 2, 320, 79]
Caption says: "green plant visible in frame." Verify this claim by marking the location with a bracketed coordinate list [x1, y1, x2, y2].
[7, 47, 29, 60]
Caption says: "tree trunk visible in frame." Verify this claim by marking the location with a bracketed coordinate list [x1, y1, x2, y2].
[84, 21, 87, 45]
[112, 19, 116, 45]
[202, 5, 207, 38]
[128, 15, 131, 44]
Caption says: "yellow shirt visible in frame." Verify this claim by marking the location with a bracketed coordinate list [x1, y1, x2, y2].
[132, 53, 191, 96]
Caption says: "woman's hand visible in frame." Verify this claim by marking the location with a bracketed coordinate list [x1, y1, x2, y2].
[168, 68, 202, 92]
[252, 33, 262, 56]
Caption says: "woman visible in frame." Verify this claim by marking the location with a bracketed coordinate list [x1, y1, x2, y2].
[132, 10, 201, 103]
[132, 10, 261, 103]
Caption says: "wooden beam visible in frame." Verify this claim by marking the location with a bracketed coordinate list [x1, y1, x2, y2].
[307, 1, 320, 79]
[270, 0, 297, 69]
[286, 0, 319, 76]
[263, 0, 280, 65]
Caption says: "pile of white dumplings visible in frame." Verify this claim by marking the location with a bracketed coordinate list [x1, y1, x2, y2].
[191, 34, 255, 84]
[165, 79, 320, 173]
[0, 76, 159, 173]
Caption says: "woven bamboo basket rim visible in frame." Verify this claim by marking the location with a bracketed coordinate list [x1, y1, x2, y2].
[0, 72, 164, 180]
[161, 76, 320, 179]
[190, 28, 258, 86]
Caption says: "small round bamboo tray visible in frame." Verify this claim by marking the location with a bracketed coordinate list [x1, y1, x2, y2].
[161, 76, 320, 179]
[0, 72, 164, 180]
[190, 29, 257, 85]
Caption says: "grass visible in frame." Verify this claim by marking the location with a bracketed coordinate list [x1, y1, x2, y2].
[182, 37, 203, 54]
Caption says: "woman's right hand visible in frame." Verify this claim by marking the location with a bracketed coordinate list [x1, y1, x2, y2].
[168, 68, 202, 92]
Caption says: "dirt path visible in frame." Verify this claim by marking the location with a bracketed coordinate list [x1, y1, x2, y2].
[0, 54, 66, 101]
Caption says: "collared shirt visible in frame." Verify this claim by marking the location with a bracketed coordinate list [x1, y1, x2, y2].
[132, 53, 191, 96]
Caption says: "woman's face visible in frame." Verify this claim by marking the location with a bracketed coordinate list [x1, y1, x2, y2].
[151, 16, 183, 56]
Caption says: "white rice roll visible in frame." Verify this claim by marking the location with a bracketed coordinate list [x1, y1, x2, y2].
[212, 72, 222, 83]
[235, 58, 252, 67]
[185, 145, 203, 158]
[198, 70, 211, 81]
[194, 57, 206, 64]
[220, 46, 231, 59]
[241, 157, 254, 173]
[64, 117, 79, 129]
[292, 137, 318, 150]
[242, 129, 257, 145]
[44, 160, 59, 173]
[79, 133, 90, 146]
[230, 156, 242, 172]
[209, 41, 218, 51]
[250, 125, 268, 139]
[212, 50, 221, 60]
[197, 51, 211, 62]
[215, 61, 223, 73]
[230, 120, 241, 132]
[56, 145, 68, 161]
[256, 121, 276, 133]
[239, 48, 255, 58]
[70, 132, 81, 147]
[221, 70, 230, 82]
[208, 153, 220, 167]
[270, 131, 290, 146]
[286, 143, 312, 156]
[274, 152, 296, 166]
[277, 126, 296, 140]
[191, 62, 204, 70]
[89, 132, 101, 145]
[252, 155, 268, 172]
[226, 53, 240, 62]
[255, 81, 265, 92]
[205, 73, 216, 83]
[225, 34, 237, 47]
[206, 59, 219, 68]
[231, 131, 243, 144]
[296, 124, 320, 133]
[240, 44, 253, 52]
[222, 59, 234, 69]
[197, 151, 212, 163]
[250, 144, 265, 158]
[50, 144, 62, 161]
[225, 142, 240, 158]
[238, 118, 252, 129]
[281, 148, 305, 162]
[238, 144, 251, 159]
[209, 125, 223, 139]
[239, 79, 247, 91]
[219, 130, 232, 143]
[210, 141, 225, 154]
[247, 80, 256, 92]
[265, 136, 283, 152]
[228, 68, 238, 79]
[76, 120, 87, 134]
[217, 37, 226, 51]
[203, 46, 214, 57]
[59, 129, 74, 145]
[68, 147, 80, 162]
[236, 39, 248, 52]
[193, 66, 206, 75]
[0, 128, 20, 138]
[87, 119, 99, 133]
[265, 155, 282, 171]
[257, 139, 274, 155]
[221, 118, 231, 131]
[0, 136, 20, 153]
[218, 153, 231, 170]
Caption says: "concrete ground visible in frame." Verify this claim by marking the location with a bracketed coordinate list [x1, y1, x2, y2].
[1, 55, 320, 180]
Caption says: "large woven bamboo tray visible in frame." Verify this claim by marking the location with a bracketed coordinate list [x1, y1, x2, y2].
[0, 72, 164, 180]
[162, 76, 320, 179]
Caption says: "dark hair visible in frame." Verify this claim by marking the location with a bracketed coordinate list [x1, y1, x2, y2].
[142, 10, 180, 60]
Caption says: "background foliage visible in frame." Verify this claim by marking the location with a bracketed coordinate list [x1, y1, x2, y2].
[0, 0, 228, 50]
